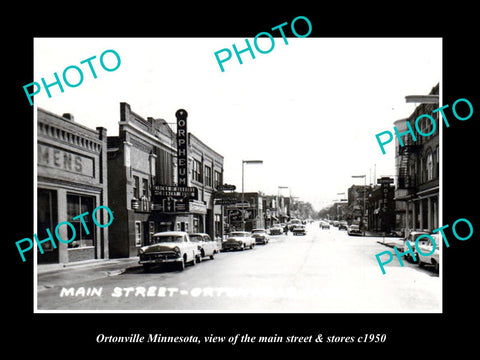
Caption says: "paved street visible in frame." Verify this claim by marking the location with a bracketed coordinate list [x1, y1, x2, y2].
[37, 222, 441, 312]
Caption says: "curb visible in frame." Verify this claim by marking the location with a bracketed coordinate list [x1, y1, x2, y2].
[37, 257, 139, 275]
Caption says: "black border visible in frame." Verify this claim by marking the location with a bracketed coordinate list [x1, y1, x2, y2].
[8, 4, 479, 354]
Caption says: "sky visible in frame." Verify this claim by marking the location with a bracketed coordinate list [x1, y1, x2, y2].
[34, 37, 442, 211]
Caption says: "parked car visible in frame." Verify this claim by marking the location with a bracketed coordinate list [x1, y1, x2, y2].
[402, 231, 430, 263]
[333, 221, 339, 227]
[222, 231, 255, 251]
[292, 224, 307, 236]
[138, 231, 199, 271]
[252, 228, 270, 244]
[338, 221, 348, 230]
[320, 221, 330, 229]
[347, 224, 363, 236]
[189, 232, 218, 260]
[269, 225, 284, 235]
[416, 234, 440, 271]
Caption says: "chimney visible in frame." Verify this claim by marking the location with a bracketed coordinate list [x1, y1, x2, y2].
[62, 113, 74, 121]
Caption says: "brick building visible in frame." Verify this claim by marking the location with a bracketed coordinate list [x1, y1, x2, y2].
[37, 108, 109, 264]
[107, 103, 224, 258]
[394, 83, 440, 234]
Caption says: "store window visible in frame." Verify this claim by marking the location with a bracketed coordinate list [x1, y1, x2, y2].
[37, 189, 57, 252]
[67, 194, 95, 248]
[135, 221, 142, 246]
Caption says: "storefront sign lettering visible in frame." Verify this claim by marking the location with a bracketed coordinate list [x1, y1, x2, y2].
[176, 109, 188, 186]
[38, 143, 94, 177]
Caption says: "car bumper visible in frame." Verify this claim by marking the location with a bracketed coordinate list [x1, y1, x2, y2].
[222, 243, 243, 251]
[139, 253, 181, 264]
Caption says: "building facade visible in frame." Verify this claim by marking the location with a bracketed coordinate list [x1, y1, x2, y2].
[107, 103, 224, 258]
[394, 83, 439, 234]
[37, 108, 109, 264]
[366, 178, 395, 233]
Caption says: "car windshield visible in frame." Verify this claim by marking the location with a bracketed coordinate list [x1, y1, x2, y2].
[412, 233, 429, 241]
[230, 232, 249, 237]
[252, 230, 266, 234]
[189, 235, 204, 242]
[152, 235, 184, 243]
[350, 225, 359, 229]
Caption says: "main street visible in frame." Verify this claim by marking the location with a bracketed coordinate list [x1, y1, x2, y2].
[37, 222, 441, 312]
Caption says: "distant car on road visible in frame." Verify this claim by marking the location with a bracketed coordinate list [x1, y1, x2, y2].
[251, 228, 270, 244]
[189, 232, 218, 260]
[320, 221, 330, 229]
[347, 224, 363, 236]
[222, 231, 255, 251]
[338, 221, 348, 230]
[269, 225, 284, 235]
[292, 224, 306, 236]
[138, 231, 199, 271]
[402, 231, 430, 263]
[288, 219, 303, 231]
[415, 234, 440, 271]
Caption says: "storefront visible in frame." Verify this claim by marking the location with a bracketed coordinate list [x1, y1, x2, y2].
[37, 108, 109, 264]
[107, 103, 224, 258]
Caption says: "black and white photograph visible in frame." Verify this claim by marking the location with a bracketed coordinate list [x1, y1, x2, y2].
[32, 36, 444, 313]
[8, 5, 478, 354]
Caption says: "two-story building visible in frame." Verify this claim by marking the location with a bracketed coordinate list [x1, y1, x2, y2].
[107, 103, 224, 258]
[37, 108, 109, 264]
[394, 83, 440, 234]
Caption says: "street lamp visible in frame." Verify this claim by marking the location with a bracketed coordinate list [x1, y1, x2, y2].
[242, 160, 263, 231]
[352, 174, 367, 230]
[278, 186, 289, 223]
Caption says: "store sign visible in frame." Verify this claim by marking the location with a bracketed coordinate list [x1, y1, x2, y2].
[217, 184, 236, 191]
[154, 185, 197, 198]
[176, 109, 188, 186]
[189, 200, 207, 214]
[38, 143, 94, 177]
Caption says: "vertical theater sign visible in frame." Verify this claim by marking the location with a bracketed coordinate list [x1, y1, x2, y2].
[176, 109, 188, 186]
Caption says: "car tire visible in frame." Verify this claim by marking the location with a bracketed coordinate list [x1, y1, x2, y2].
[210, 253, 215, 260]
[178, 257, 185, 271]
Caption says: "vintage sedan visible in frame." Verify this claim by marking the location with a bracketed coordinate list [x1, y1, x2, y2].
[252, 228, 270, 244]
[189, 232, 219, 260]
[338, 221, 348, 230]
[416, 234, 440, 271]
[269, 225, 284, 235]
[347, 224, 363, 236]
[222, 231, 255, 251]
[292, 224, 306, 236]
[138, 231, 199, 271]
[320, 221, 330, 229]
[402, 231, 430, 263]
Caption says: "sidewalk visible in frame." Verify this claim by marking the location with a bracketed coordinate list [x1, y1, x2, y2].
[37, 257, 140, 275]
[375, 237, 405, 249]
